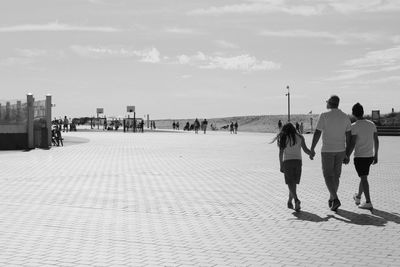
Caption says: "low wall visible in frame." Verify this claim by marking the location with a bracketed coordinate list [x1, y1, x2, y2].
[0, 133, 28, 150]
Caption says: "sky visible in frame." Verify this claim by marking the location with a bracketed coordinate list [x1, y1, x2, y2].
[0, 0, 399, 120]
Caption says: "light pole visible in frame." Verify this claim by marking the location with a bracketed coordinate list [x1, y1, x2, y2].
[286, 85, 290, 122]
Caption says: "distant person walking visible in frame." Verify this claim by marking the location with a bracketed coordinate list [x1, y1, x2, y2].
[184, 122, 190, 131]
[234, 121, 238, 134]
[273, 123, 313, 212]
[194, 118, 200, 134]
[56, 125, 63, 146]
[230, 122, 234, 134]
[346, 103, 379, 210]
[310, 95, 351, 211]
[63, 116, 69, 132]
[202, 119, 208, 134]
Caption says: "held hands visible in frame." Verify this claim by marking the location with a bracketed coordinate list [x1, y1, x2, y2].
[343, 155, 350, 165]
[373, 155, 378, 164]
[309, 149, 316, 160]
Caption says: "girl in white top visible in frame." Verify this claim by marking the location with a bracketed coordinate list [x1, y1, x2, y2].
[346, 103, 379, 210]
[274, 123, 312, 212]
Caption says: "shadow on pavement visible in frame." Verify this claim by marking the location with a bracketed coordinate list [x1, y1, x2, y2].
[333, 209, 387, 226]
[54, 136, 90, 147]
[371, 209, 400, 224]
[292, 209, 400, 226]
[292, 211, 334, 222]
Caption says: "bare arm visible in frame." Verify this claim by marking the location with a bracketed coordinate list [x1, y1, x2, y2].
[300, 135, 312, 157]
[343, 130, 352, 164]
[345, 130, 352, 152]
[346, 134, 356, 158]
[373, 132, 379, 164]
[310, 129, 321, 159]
[279, 148, 284, 173]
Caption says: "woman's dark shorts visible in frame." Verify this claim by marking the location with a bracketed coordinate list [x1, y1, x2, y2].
[283, 159, 302, 184]
[354, 157, 374, 177]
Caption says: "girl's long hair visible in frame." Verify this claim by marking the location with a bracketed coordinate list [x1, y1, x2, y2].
[271, 123, 297, 150]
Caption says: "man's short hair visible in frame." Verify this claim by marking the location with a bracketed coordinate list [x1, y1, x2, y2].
[327, 95, 340, 108]
[352, 102, 364, 118]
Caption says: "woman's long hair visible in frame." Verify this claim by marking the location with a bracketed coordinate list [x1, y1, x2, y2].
[271, 123, 297, 150]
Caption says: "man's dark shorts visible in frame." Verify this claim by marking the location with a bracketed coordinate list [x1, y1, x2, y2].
[354, 157, 374, 177]
[283, 159, 302, 184]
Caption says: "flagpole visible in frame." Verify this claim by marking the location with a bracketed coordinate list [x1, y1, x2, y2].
[286, 85, 290, 122]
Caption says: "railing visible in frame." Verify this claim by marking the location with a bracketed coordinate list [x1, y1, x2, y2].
[377, 125, 400, 136]
[0, 94, 52, 150]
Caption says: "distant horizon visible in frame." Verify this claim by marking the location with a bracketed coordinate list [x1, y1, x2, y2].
[55, 110, 400, 121]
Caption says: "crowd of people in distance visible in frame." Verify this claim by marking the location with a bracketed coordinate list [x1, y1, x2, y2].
[273, 95, 379, 213]
[179, 119, 239, 134]
[51, 116, 73, 147]
[278, 119, 304, 134]
[52, 116, 76, 133]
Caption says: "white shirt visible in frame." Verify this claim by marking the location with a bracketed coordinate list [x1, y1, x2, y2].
[316, 109, 351, 152]
[351, 119, 377, 158]
[283, 134, 302, 161]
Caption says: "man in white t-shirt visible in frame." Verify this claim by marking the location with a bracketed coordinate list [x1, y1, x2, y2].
[346, 103, 379, 210]
[310, 95, 352, 211]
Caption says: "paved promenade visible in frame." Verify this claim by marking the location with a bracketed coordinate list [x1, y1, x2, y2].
[1, 129, 399, 266]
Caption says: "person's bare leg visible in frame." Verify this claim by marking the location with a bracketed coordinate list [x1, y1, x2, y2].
[360, 175, 371, 203]
[357, 180, 364, 198]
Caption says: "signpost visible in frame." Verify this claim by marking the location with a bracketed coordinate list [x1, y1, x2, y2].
[285, 85, 290, 122]
[96, 108, 104, 129]
[127, 106, 136, 132]
[372, 110, 380, 124]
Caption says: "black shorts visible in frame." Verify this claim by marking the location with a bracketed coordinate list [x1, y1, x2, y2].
[283, 160, 302, 184]
[354, 157, 374, 177]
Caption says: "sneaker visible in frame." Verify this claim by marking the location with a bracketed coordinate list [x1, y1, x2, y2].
[353, 193, 361, 205]
[295, 200, 301, 212]
[331, 199, 341, 211]
[287, 200, 294, 209]
[358, 202, 373, 210]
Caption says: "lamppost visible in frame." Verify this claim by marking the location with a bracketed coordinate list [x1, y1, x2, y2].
[285, 85, 290, 122]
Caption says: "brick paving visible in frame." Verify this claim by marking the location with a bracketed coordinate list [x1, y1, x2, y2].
[0, 129, 399, 266]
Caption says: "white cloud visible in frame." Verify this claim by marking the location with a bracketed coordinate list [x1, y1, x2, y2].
[188, 1, 324, 16]
[260, 29, 380, 44]
[165, 27, 199, 34]
[215, 40, 239, 49]
[177, 52, 280, 72]
[328, 45, 400, 81]
[344, 46, 400, 68]
[0, 57, 33, 66]
[0, 48, 66, 67]
[15, 48, 47, 58]
[343, 75, 400, 85]
[325, 0, 400, 14]
[0, 22, 122, 32]
[70, 45, 161, 63]
[188, 0, 400, 16]
[178, 55, 190, 65]
[136, 47, 160, 63]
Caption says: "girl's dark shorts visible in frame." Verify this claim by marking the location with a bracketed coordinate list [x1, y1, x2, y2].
[354, 157, 374, 177]
[283, 159, 302, 184]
